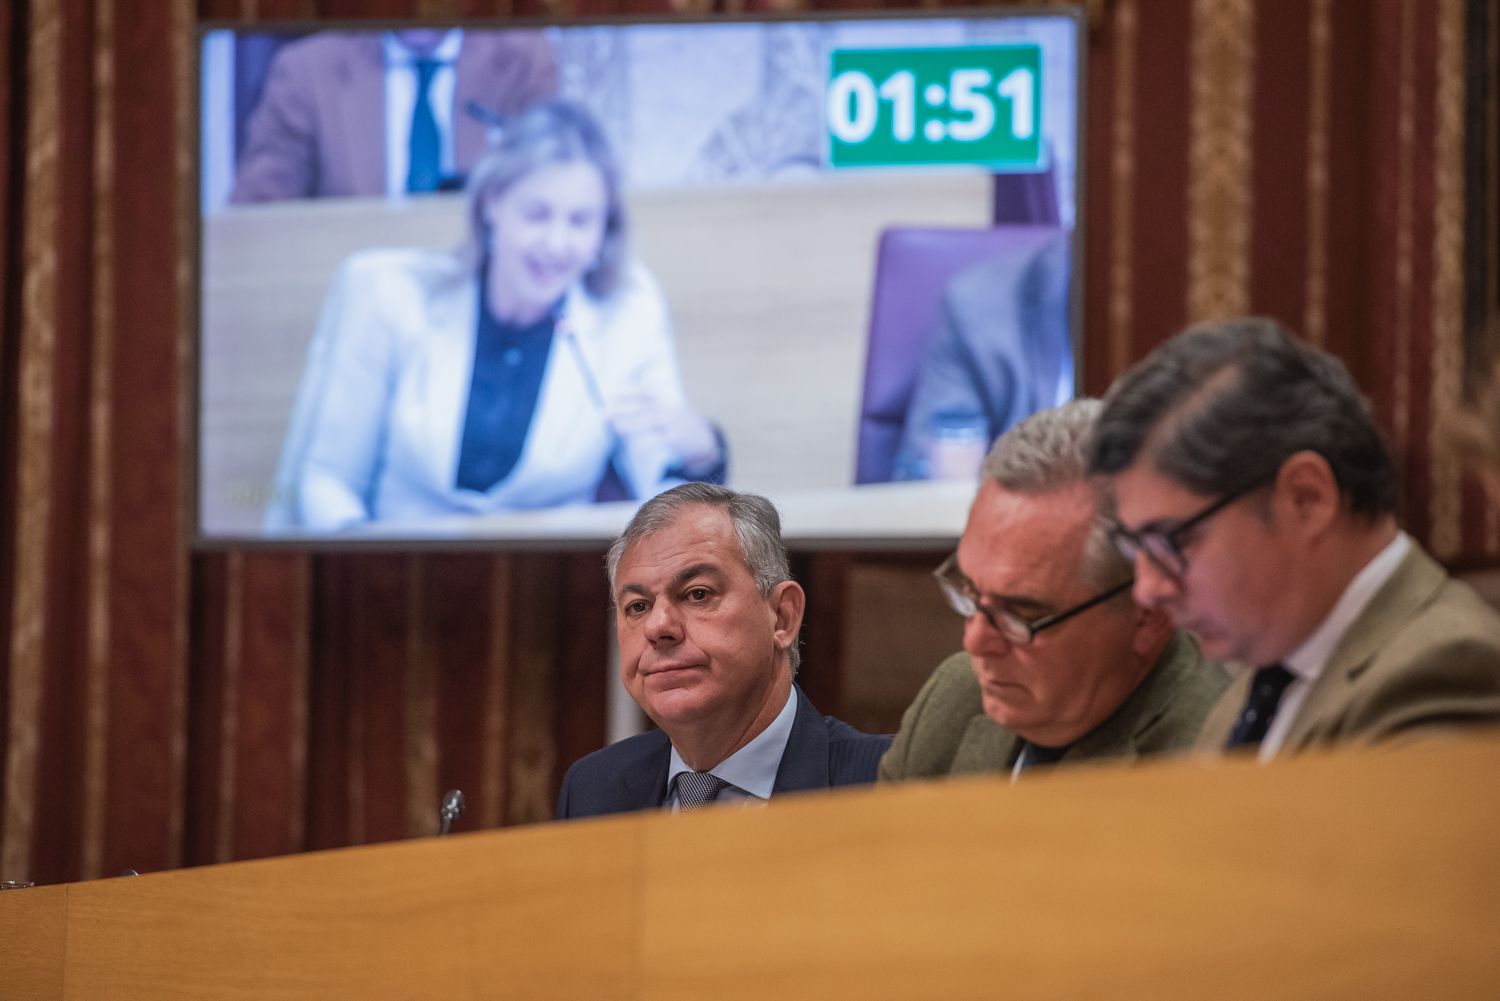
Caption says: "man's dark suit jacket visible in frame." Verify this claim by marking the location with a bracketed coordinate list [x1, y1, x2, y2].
[555, 686, 891, 820]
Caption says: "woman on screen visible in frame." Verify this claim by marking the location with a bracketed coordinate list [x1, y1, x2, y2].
[266, 101, 724, 531]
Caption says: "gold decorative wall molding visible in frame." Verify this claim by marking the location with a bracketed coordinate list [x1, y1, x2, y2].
[1108, 0, 1138, 378]
[1392, 0, 1416, 457]
[83, 0, 116, 883]
[1186, 0, 1254, 323]
[1429, 0, 1466, 559]
[1303, 0, 1331, 348]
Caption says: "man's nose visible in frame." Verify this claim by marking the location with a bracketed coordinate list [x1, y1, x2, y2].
[1131, 551, 1180, 609]
[643, 599, 683, 644]
[961, 610, 1014, 659]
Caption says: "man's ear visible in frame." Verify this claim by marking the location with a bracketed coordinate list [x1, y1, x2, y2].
[1275, 450, 1340, 538]
[770, 581, 806, 653]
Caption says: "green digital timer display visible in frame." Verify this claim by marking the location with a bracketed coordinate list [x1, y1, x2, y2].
[826, 45, 1043, 170]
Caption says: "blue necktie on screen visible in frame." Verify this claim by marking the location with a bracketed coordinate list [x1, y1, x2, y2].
[406, 59, 442, 194]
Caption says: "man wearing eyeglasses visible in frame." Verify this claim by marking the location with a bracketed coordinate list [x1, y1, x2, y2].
[1091, 317, 1500, 759]
[880, 400, 1229, 782]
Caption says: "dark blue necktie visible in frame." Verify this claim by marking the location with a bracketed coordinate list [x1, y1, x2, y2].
[1019, 741, 1068, 772]
[406, 59, 442, 193]
[1225, 664, 1295, 750]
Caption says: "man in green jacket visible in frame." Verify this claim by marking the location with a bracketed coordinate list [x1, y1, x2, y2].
[881, 400, 1228, 781]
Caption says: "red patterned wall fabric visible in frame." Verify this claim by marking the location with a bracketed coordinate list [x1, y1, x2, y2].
[0, 0, 1495, 886]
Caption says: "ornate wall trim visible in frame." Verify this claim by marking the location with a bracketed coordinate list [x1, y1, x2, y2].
[1430, 0, 1467, 557]
[1108, 0, 1138, 379]
[83, 0, 117, 882]
[1187, 0, 1254, 322]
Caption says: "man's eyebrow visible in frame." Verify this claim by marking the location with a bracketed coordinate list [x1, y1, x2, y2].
[954, 559, 1055, 616]
[616, 582, 651, 602]
[670, 563, 724, 589]
[614, 563, 725, 604]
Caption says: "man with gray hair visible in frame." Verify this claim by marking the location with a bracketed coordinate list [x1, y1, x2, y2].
[557, 483, 890, 819]
[881, 399, 1228, 781]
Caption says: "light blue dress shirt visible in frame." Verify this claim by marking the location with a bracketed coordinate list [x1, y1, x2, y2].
[666, 688, 797, 811]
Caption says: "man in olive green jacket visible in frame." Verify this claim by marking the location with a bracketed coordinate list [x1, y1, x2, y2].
[881, 400, 1228, 783]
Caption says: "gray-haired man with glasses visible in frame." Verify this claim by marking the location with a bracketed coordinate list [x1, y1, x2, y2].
[880, 400, 1229, 782]
[1091, 318, 1500, 758]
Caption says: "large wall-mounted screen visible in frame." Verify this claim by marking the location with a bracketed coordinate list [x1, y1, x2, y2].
[197, 11, 1082, 545]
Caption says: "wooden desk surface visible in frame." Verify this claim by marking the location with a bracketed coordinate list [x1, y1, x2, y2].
[5, 735, 1498, 999]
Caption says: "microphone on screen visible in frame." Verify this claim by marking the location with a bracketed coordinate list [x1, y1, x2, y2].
[438, 789, 466, 837]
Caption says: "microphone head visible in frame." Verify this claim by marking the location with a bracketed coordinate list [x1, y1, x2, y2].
[440, 788, 465, 820]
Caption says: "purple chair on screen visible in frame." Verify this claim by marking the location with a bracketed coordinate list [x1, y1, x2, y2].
[854, 225, 1067, 485]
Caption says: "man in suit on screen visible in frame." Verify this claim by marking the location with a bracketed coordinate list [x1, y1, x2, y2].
[556, 483, 890, 818]
[231, 28, 557, 203]
[880, 400, 1228, 782]
[1089, 317, 1500, 758]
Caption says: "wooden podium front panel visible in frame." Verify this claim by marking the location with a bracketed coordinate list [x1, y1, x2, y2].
[6, 883, 66, 998]
[636, 738, 1500, 1001]
[57, 818, 641, 1000]
[3, 737, 1497, 999]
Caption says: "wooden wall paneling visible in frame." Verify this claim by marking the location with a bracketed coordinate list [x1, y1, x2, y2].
[1461, 0, 1494, 362]
[505, 552, 562, 825]
[356, 554, 420, 843]
[0, 0, 20, 870]
[1364, 1, 1418, 522]
[551, 552, 611, 801]
[1319, 1, 1376, 372]
[305, 555, 356, 850]
[3, 0, 101, 887]
[1461, 0, 1499, 560]
[28, 0, 99, 888]
[839, 553, 956, 736]
[1249, 0, 1314, 334]
[402, 554, 440, 838]
[788, 553, 850, 719]
[183, 551, 231, 867]
[230, 552, 310, 860]
[1127, 0, 1192, 351]
[1402, 1, 1440, 546]
[426, 552, 500, 834]
[478, 553, 512, 829]
[101, 0, 192, 880]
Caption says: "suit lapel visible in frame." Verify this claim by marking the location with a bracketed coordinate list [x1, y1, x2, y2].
[951, 716, 1023, 774]
[617, 730, 672, 811]
[1065, 632, 1189, 761]
[338, 35, 388, 198]
[771, 687, 831, 794]
[1282, 546, 1446, 748]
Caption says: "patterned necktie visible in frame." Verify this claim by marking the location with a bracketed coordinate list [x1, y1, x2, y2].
[1225, 663, 1296, 750]
[675, 771, 728, 811]
[406, 59, 442, 193]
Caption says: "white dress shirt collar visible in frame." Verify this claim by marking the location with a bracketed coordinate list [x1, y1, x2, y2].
[1259, 531, 1410, 759]
[667, 686, 797, 809]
